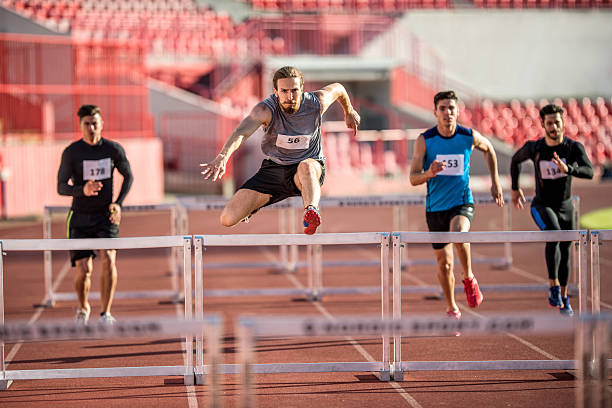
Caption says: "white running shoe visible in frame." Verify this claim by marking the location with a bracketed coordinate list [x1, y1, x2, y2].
[75, 307, 90, 325]
[99, 312, 116, 325]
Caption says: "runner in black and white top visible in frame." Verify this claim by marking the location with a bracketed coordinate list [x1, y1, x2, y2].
[200, 66, 360, 235]
[57, 104, 133, 325]
[510, 103, 593, 316]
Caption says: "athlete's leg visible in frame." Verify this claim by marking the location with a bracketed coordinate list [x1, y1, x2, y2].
[293, 158, 323, 208]
[557, 201, 574, 298]
[220, 189, 271, 227]
[99, 249, 117, 314]
[434, 245, 457, 312]
[74, 257, 93, 312]
[450, 215, 473, 280]
[531, 205, 562, 285]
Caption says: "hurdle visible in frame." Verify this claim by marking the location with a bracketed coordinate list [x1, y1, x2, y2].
[42, 204, 182, 306]
[235, 313, 610, 406]
[391, 229, 589, 381]
[0, 235, 196, 388]
[589, 229, 612, 313]
[191, 232, 392, 382]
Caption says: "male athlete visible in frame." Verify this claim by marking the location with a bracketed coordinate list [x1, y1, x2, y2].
[57, 104, 133, 324]
[201, 66, 360, 234]
[410, 91, 504, 319]
[511, 103, 593, 316]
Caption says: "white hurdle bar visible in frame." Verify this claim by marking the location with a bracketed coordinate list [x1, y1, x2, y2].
[43, 204, 182, 306]
[236, 313, 611, 405]
[589, 229, 612, 313]
[391, 230, 589, 381]
[0, 236, 195, 388]
[192, 232, 392, 382]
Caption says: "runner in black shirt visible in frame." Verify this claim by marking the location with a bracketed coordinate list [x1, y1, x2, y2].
[57, 105, 133, 324]
[510, 103, 593, 316]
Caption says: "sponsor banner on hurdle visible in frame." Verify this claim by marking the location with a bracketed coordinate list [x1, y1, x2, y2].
[238, 313, 574, 338]
[0, 316, 221, 343]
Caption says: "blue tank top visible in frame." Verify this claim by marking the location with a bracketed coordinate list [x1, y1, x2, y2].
[260, 92, 323, 165]
[423, 125, 474, 212]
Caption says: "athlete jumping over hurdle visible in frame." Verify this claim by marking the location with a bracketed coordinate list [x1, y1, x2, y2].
[510, 103, 593, 316]
[57, 105, 133, 325]
[200, 66, 360, 234]
[409, 91, 504, 320]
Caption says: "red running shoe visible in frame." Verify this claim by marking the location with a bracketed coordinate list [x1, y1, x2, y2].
[463, 277, 483, 308]
[446, 309, 461, 320]
[303, 205, 321, 235]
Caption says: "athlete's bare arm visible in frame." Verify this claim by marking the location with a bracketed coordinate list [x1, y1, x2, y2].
[409, 134, 445, 186]
[473, 130, 504, 207]
[201, 103, 271, 182]
[314, 83, 360, 137]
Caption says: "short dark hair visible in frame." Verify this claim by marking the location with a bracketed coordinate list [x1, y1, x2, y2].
[272, 66, 303, 90]
[539, 104, 564, 121]
[433, 91, 458, 109]
[77, 105, 101, 120]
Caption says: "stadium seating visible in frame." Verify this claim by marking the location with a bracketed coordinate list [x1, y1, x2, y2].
[469, 97, 612, 165]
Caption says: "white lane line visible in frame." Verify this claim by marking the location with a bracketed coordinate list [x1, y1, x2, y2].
[261, 246, 421, 407]
[5, 260, 71, 364]
[175, 303, 198, 408]
[361, 247, 564, 360]
[283, 272, 423, 408]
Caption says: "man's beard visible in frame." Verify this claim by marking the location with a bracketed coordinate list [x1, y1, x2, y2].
[281, 102, 298, 114]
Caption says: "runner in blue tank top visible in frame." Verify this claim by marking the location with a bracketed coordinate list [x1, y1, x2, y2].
[409, 91, 504, 320]
[200, 66, 360, 234]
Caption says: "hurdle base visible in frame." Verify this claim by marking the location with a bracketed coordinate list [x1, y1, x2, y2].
[0, 380, 12, 390]
[194, 372, 205, 386]
[184, 373, 195, 386]
[392, 370, 404, 382]
[379, 370, 390, 382]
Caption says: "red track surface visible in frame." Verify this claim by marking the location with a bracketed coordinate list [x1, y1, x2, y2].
[0, 182, 610, 407]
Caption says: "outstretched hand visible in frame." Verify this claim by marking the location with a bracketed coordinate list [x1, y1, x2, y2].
[345, 109, 361, 137]
[200, 154, 227, 182]
[512, 189, 526, 209]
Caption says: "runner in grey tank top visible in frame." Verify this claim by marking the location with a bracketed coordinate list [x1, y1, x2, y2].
[200, 66, 360, 235]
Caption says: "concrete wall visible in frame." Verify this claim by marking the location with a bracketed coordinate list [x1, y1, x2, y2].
[393, 10, 612, 100]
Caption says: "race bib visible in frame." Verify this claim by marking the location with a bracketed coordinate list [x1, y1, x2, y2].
[539, 159, 566, 180]
[83, 158, 111, 180]
[435, 154, 464, 176]
[276, 134, 310, 150]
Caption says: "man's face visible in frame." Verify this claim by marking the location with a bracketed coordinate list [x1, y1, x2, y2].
[542, 112, 564, 141]
[434, 98, 458, 129]
[80, 113, 103, 142]
[274, 77, 303, 114]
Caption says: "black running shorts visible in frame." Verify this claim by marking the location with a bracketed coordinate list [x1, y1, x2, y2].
[67, 211, 119, 266]
[239, 158, 325, 207]
[425, 204, 475, 250]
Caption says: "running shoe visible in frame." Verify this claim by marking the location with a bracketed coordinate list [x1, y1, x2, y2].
[463, 277, 483, 308]
[303, 205, 321, 235]
[446, 309, 461, 320]
[75, 307, 90, 325]
[99, 312, 116, 325]
[560, 296, 574, 316]
[548, 285, 562, 308]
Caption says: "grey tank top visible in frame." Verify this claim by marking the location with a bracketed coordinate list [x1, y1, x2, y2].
[260, 91, 324, 165]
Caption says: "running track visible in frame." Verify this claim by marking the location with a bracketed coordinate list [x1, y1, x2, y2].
[0, 182, 610, 407]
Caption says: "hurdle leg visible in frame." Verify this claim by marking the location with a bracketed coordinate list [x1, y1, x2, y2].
[502, 203, 512, 268]
[590, 231, 601, 313]
[279, 208, 288, 271]
[43, 207, 55, 307]
[578, 232, 588, 314]
[238, 319, 256, 408]
[183, 238, 195, 386]
[307, 245, 318, 301]
[380, 234, 390, 381]
[391, 234, 403, 381]
[194, 237, 205, 385]
[0, 243, 12, 390]
[571, 195, 580, 289]
[205, 316, 223, 407]
[575, 317, 609, 408]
